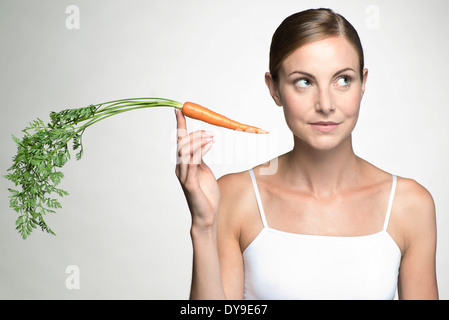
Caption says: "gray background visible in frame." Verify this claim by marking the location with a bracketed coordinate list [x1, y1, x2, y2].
[1, 0, 448, 299]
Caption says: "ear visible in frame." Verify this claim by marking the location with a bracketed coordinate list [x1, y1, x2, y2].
[361, 68, 368, 97]
[265, 72, 283, 106]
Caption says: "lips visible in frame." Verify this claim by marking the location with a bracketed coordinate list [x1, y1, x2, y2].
[310, 121, 340, 133]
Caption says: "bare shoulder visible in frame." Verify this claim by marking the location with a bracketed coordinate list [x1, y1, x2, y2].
[216, 169, 257, 233]
[393, 177, 438, 298]
[395, 177, 435, 220]
[359, 158, 436, 251]
[393, 176, 436, 250]
[217, 160, 276, 197]
[217, 170, 252, 196]
[217, 170, 254, 211]
[361, 159, 435, 216]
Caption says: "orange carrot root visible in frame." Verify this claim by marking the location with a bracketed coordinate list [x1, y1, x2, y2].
[181, 102, 268, 134]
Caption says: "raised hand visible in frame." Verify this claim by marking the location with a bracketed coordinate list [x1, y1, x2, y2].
[174, 109, 221, 229]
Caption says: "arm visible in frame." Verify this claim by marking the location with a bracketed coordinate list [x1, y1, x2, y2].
[188, 175, 246, 300]
[216, 175, 246, 299]
[175, 110, 244, 299]
[189, 178, 245, 300]
[174, 109, 224, 299]
[397, 179, 438, 300]
[189, 225, 225, 299]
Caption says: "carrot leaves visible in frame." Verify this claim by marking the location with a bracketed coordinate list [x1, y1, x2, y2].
[5, 98, 183, 239]
[5, 105, 96, 238]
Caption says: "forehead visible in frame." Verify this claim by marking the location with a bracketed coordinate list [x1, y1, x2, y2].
[281, 36, 359, 76]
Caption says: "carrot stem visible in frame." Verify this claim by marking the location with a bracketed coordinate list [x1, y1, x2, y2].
[53, 99, 183, 156]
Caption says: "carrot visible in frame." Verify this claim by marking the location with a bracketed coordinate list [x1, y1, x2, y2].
[181, 102, 269, 134]
[6, 97, 268, 238]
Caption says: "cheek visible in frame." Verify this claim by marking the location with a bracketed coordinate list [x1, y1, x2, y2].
[280, 96, 316, 137]
[279, 85, 313, 116]
[338, 93, 362, 119]
[280, 92, 311, 123]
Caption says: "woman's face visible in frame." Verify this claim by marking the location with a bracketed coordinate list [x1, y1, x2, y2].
[266, 36, 368, 151]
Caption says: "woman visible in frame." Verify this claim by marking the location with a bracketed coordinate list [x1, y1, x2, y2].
[175, 8, 438, 299]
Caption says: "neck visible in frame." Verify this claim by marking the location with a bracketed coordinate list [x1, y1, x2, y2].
[282, 135, 360, 196]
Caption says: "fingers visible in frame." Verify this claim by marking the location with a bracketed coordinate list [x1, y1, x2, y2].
[176, 132, 214, 184]
[175, 109, 215, 183]
[176, 130, 214, 167]
[178, 131, 214, 160]
[175, 108, 187, 143]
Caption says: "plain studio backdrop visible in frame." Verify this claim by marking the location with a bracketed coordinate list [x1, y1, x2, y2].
[0, 0, 448, 299]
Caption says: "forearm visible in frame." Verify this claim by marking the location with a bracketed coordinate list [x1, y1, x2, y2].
[189, 225, 226, 300]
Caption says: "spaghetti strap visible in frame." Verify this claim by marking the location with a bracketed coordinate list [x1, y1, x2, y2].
[383, 175, 397, 231]
[249, 169, 268, 228]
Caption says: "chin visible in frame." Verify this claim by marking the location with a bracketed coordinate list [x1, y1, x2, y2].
[310, 140, 342, 151]
[295, 134, 352, 152]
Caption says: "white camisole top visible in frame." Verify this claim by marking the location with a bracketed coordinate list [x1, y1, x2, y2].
[243, 169, 402, 300]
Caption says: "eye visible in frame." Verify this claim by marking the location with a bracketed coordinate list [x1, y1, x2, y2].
[295, 78, 312, 88]
[335, 76, 351, 87]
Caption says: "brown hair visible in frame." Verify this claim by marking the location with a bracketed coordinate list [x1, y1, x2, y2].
[269, 8, 364, 82]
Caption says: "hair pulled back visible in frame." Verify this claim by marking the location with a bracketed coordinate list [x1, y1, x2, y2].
[269, 8, 364, 82]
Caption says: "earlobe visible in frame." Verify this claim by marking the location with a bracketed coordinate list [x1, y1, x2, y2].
[265, 72, 283, 107]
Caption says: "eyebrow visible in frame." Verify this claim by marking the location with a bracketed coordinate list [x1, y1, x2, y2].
[288, 67, 356, 79]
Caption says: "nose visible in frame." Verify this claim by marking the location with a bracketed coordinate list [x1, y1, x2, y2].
[315, 88, 335, 114]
